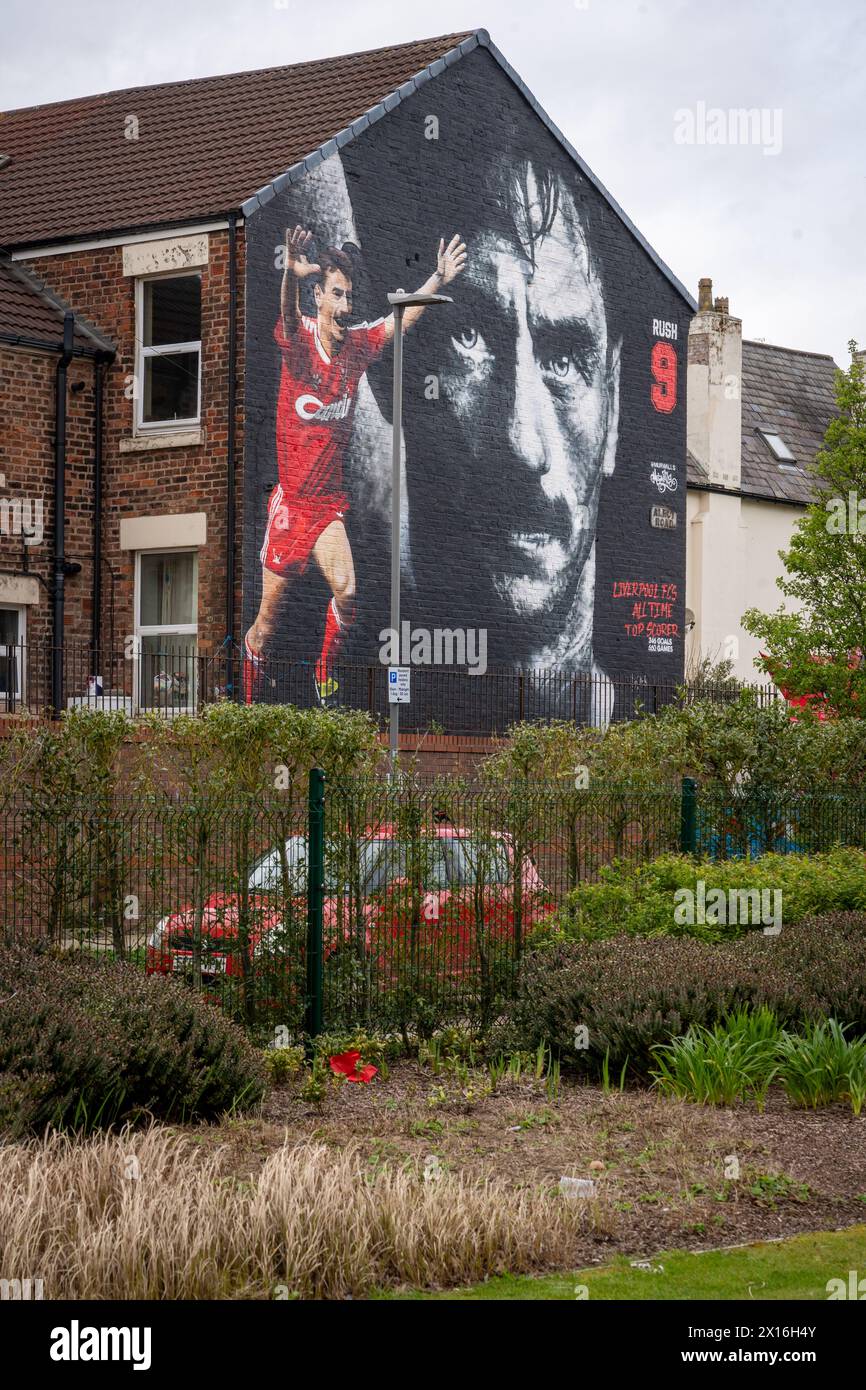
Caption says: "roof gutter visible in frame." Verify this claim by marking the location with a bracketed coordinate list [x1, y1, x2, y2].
[6, 217, 232, 261]
[687, 480, 812, 507]
[0, 331, 106, 358]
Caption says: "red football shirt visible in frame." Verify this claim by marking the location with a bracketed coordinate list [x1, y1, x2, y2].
[273, 314, 387, 506]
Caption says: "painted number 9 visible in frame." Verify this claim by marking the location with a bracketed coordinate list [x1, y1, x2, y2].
[650, 341, 678, 414]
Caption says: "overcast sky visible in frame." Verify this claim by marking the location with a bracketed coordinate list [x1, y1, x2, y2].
[2, 0, 863, 366]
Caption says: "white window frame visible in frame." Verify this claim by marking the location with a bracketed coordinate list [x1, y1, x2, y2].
[0, 602, 26, 704]
[133, 548, 198, 713]
[134, 271, 202, 433]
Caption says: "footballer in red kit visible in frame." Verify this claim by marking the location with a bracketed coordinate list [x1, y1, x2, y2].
[245, 224, 467, 703]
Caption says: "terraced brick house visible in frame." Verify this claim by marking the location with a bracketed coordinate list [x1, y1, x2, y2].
[0, 26, 699, 733]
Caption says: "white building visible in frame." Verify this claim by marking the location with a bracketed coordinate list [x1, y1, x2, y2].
[685, 277, 840, 682]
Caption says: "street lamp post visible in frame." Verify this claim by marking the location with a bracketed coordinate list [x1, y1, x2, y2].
[386, 290, 451, 776]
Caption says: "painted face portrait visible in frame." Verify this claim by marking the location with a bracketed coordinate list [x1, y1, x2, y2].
[314, 266, 353, 346]
[243, 59, 687, 715]
[400, 159, 621, 669]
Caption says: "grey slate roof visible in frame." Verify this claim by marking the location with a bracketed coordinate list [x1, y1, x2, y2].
[686, 451, 709, 486]
[687, 339, 840, 505]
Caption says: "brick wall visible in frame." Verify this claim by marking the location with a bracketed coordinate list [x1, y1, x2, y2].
[390, 731, 502, 777]
[5, 44, 690, 725]
[0, 343, 97, 647]
[11, 228, 246, 667]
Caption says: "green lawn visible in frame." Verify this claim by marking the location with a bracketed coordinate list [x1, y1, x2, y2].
[380, 1226, 866, 1300]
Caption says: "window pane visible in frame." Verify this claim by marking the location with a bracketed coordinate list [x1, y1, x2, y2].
[143, 351, 198, 423]
[0, 609, 21, 699]
[139, 634, 196, 708]
[143, 276, 201, 346]
[139, 552, 196, 627]
[0, 609, 20, 645]
[0, 650, 19, 698]
[247, 838, 344, 894]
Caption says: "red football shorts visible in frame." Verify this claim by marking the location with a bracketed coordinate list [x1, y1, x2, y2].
[260, 484, 347, 577]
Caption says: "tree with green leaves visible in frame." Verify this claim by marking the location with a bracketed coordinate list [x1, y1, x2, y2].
[743, 344, 866, 714]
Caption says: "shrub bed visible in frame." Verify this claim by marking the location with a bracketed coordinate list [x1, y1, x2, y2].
[652, 1010, 866, 1112]
[0, 945, 265, 1136]
[496, 911, 866, 1080]
[540, 848, 866, 944]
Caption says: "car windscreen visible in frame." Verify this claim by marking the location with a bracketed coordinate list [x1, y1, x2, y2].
[360, 838, 451, 893]
[449, 837, 510, 886]
[247, 835, 509, 894]
[247, 837, 344, 894]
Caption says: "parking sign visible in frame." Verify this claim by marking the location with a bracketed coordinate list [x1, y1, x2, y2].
[388, 667, 411, 703]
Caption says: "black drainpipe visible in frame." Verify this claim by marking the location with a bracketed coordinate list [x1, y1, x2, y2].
[90, 356, 107, 668]
[52, 311, 74, 717]
[225, 211, 238, 698]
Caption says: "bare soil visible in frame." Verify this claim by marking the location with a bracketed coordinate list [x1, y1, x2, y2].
[178, 1062, 866, 1269]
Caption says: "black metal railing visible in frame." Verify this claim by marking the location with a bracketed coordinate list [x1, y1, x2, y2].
[0, 639, 778, 734]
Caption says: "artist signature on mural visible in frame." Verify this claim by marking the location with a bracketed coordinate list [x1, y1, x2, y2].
[650, 463, 678, 494]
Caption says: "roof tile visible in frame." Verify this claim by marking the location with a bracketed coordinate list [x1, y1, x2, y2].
[739, 339, 839, 505]
[688, 340, 839, 503]
[0, 256, 114, 353]
[0, 32, 472, 247]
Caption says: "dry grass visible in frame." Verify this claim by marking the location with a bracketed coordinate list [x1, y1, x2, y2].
[0, 1125, 607, 1300]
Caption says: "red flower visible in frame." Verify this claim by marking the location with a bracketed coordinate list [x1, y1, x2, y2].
[329, 1049, 378, 1083]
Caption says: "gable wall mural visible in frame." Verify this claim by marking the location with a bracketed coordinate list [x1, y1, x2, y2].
[243, 47, 690, 721]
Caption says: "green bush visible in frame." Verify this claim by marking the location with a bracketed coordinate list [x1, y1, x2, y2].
[0, 945, 265, 1136]
[540, 848, 866, 945]
[496, 911, 866, 1080]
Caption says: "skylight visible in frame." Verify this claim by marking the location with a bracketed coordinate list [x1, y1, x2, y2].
[758, 429, 797, 464]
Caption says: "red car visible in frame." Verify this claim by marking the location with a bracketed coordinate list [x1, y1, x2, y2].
[146, 825, 552, 980]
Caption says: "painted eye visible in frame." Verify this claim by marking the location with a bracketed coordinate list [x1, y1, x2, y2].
[540, 349, 596, 385]
[450, 326, 490, 366]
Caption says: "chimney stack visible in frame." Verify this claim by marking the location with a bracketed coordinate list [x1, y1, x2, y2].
[687, 279, 743, 490]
